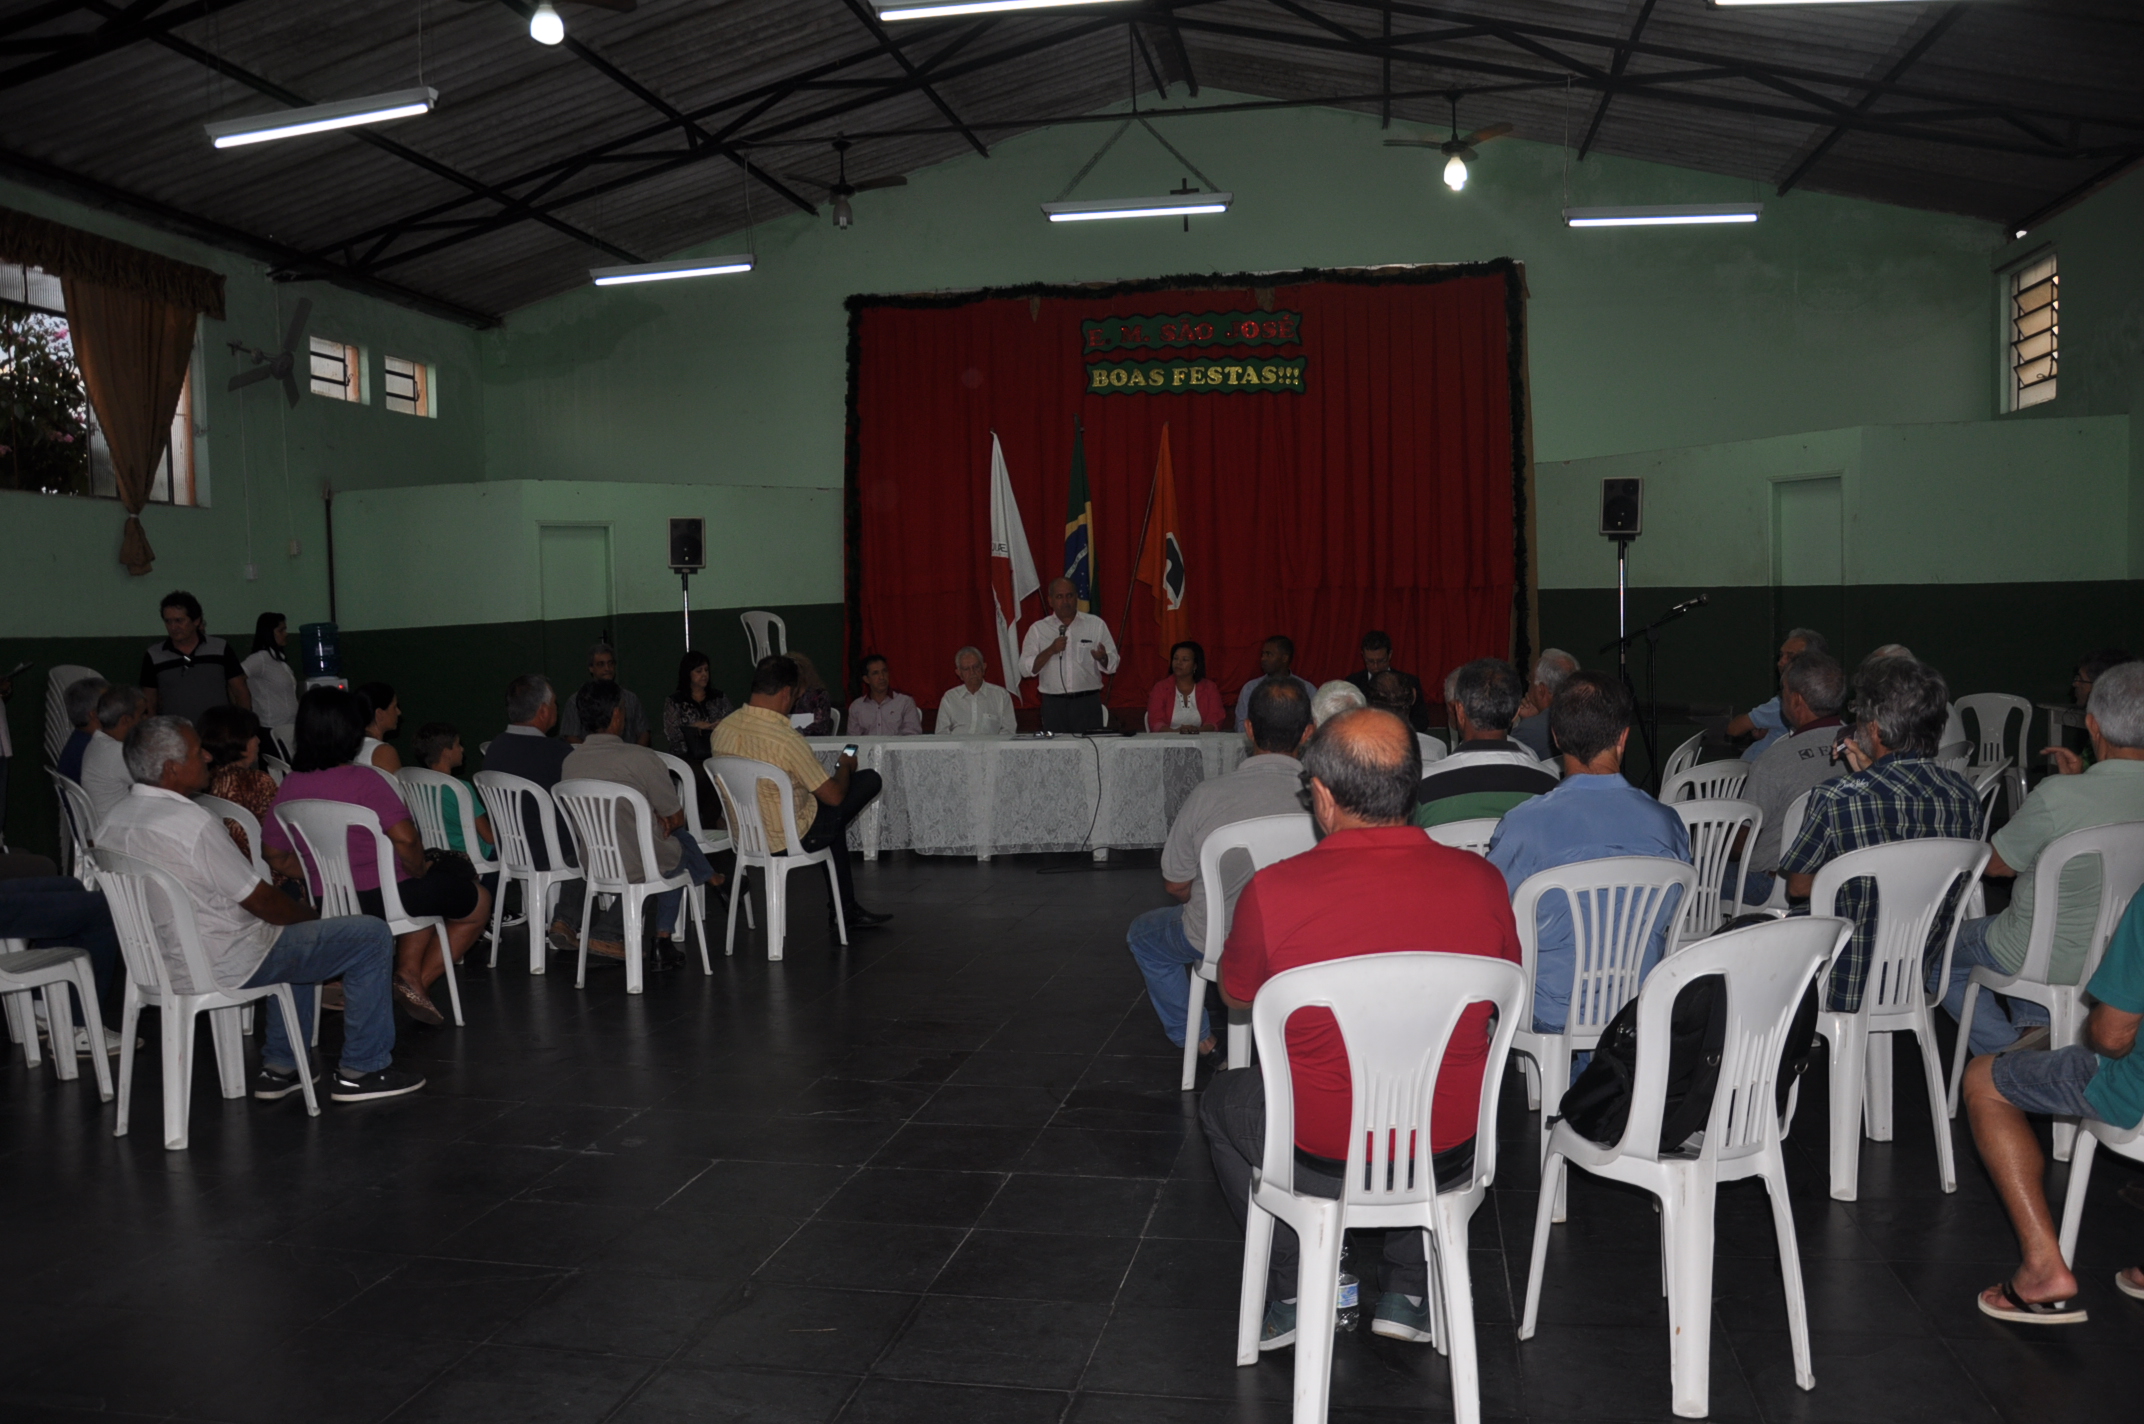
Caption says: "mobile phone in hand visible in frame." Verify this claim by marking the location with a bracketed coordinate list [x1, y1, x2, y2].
[842, 743, 859, 759]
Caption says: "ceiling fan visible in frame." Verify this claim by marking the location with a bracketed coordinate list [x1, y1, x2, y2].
[1384, 94, 1512, 192]
[226, 298, 311, 408]
[784, 138, 906, 230]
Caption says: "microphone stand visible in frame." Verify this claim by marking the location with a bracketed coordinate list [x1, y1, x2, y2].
[1600, 594, 1709, 794]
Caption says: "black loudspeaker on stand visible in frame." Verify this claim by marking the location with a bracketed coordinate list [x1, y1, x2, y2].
[1593, 478, 1708, 792]
[670, 518, 705, 650]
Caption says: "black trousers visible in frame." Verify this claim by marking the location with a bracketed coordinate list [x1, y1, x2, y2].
[800, 768, 884, 910]
[1200, 1065, 1474, 1302]
[1040, 691, 1103, 733]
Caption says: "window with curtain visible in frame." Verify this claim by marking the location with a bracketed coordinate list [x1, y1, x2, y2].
[0, 261, 198, 504]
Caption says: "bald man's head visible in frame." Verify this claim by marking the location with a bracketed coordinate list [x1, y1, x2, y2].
[1047, 577, 1079, 621]
[1301, 707, 1421, 826]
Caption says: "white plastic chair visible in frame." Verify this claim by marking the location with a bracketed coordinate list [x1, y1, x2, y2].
[274, 799, 463, 1027]
[472, 771, 585, 974]
[705, 756, 846, 962]
[267, 722, 297, 763]
[1954, 693, 2032, 816]
[552, 778, 711, 993]
[1967, 759, 2010, 840]
[94, 848, 319, 1150]
[1671, 798, 1763, 939]
[1234, 953, 1527, 1424]
[43, 663, 100, 766]
[1179, 813, 1318, 1091]
[2057, 1116, 2144, 1271]
[1755, 788, 1815, 912]
[261, 753, 291, 786]
[1662, 730, 1705, 780]
[195, 793, 269, 880]
[655, 751, 755, 933]
[397, 768, 505, 959]
[1425, 818, 1500, 855]
[1415, 732, 1447, 767]
[1946, 822, 2144, 1139]
[1509, 855, 1698, 1211]
[1808, 837, 1988, 1200]
[0, 936, 114, 1100]
[1521, 916, 1845, 1420]
[1659, 762, 1747, 803]
[48, 768, 96, 887]
[741, 610, 788, 664]
[1934, 740, 1974, 776]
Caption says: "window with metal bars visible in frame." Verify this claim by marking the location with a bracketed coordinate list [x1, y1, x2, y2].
[309, 334, 362, 401]
[383, 354, 433, 417]
[2007, 253, 2057, 410]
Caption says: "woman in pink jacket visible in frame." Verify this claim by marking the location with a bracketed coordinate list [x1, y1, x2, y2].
[1146, 641, 1225, 733]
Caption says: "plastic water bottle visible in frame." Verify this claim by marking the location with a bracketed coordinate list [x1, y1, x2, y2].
[1335, 1241, 1360, 1332]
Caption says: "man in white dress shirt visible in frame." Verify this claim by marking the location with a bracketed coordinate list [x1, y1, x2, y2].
[1019, 577, 1120, 733]
[81, 684, 146, 826]
[937, 646, 1017, 735]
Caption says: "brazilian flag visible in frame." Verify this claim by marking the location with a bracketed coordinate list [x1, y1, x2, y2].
[1063, 420, 1096, 612]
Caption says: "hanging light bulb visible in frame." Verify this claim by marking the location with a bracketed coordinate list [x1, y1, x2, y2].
[530, 2, 565, 44]
[1443, 153, 1468, 192]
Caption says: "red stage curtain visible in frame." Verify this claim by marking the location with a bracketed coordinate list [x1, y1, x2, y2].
[847, 266, 1527, 712]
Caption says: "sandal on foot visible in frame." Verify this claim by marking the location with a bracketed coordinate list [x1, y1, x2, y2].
[393, 977, 445, 1027]
[1977, 1278, 2087, 1325]
[2118, 1269, 2144, 1302]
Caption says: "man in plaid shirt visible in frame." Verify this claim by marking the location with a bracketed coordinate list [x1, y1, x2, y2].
[1781, 655, 1981, 1011]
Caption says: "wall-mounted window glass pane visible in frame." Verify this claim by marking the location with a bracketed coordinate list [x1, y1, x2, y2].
[2009, 253, 2057, 411]
[309, 335, 361, 401]
[383, 354, 433, 417]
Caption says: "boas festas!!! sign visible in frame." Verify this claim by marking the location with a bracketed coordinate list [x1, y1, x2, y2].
[1081, 308, 1306, 395]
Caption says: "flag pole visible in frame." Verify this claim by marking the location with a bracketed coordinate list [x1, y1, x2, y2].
[1111, 426, 1165, 710]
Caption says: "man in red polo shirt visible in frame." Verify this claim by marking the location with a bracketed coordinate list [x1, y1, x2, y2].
[1200, 706, 1521, 1350]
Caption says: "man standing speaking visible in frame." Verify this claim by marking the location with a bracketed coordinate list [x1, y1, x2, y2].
[1021, 577, 1120, 733]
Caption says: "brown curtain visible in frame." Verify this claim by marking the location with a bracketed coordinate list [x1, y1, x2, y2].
[60, 277, 198, 576]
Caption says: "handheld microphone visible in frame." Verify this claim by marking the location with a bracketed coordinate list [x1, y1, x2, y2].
[1668, 593, 1710, 615]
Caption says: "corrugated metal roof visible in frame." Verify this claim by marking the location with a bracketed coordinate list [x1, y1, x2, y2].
[0, 0, 2135, 321]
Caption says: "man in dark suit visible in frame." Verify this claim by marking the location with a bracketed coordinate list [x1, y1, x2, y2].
[1345, 630, 1431, 733]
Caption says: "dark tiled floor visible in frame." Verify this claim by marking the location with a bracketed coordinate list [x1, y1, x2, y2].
[4, 851, 2142, 1423]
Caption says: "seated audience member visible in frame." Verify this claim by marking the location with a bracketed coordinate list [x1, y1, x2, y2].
[81, 684, 146, 826]
[560, 641, 651, 745]
[260, 687, 491, 1026]
[198, 704, 279, 861]
[1367, 669, 1419, 726]
[1128, 679, 1314, 1055]
[1725, 628, 1827, 762]
[1310, 679, 1366, 728]
[1416, 658, 1560, 827]
[562, 682, 719, 967]
[1938, 660, 2144, 1057]
[0, 851, 123, 1039]
[935, 646, 1016, 736]
[1233, 636, 1317, 731]
[1147, 640, 1224, 733]
[788, 652, 838, 736]
[710, 656, 888, 928]
[354, 681, 404, 772]
[1201, 707, 1521, 1347]
[1736, 650, 1849, 905]
[848, 653, 922, 736]
[2072, 647, 2134, 709]
[1512, 649, 1577, 760]
[484, 675, 591, 958]
[1779, 654, 1980, 1013]
[412, 722, 496, 859]
[99, 716, 422, 1102]
[1345, 630, 1431, 732]
[57, 676, 107, 785]
[243, 612, 299, 732]
[664, 651, 731, 762]
[1961, 889, 2144, 1324]
[1488, 673, 1691, 1032]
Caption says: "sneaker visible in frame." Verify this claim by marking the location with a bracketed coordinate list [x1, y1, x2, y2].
[1258, 1300, 1297, 1352]
[330, 1066, 427, 1102]
[1371, 1292, 1436, 1344]
[253, 1063, 319, 1100]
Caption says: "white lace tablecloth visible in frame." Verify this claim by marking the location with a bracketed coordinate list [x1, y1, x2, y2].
[805, 733, 1252, 859]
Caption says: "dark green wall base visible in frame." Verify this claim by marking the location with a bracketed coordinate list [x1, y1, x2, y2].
[1, 600, 844, 861]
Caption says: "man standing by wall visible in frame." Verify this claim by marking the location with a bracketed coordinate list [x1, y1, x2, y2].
[140, 591, 248, 722]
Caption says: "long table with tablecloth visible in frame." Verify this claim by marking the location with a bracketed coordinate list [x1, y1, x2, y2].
[803, 732, 1252, 860]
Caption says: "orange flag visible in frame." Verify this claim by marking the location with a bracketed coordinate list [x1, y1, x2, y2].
[1135, 424, 1189, 652]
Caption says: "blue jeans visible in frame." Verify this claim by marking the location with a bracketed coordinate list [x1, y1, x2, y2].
[0, 874, 122, 1018]
[242, 915, 397, 1074]
[1932, 914, 2050, 1057]
[652, 828, 715, 936]
[1128, 904, 1208, 1048]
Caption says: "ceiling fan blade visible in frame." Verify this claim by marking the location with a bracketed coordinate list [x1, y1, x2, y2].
[1462, 122, 1514, 145]
[226, 364, 275, 393]
[780, 171, 830, 188]
[1381, 139, 1443, 148]
[280, 369, 303, 408]
[576, 0, 638, 10]
[853, 176, 907, 192]
[279, 298, 312, 357]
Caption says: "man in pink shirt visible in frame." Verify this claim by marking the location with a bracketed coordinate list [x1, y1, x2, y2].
[847, 653, 921, 736]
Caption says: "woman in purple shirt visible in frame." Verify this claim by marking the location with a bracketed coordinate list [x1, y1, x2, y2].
[261, 687, 491, 1026]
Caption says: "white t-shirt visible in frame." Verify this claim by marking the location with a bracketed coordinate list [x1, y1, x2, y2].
[98, 785, 278, 993]
[242, 651, 299, 729]
[1169, 687, 1203, 730]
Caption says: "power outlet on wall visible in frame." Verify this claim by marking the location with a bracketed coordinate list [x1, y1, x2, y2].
[287, 538, 301, 557]
[244, 562, 259, 581]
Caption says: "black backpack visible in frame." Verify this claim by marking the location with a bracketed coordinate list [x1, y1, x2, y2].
[1557, 976, 1821, 1154]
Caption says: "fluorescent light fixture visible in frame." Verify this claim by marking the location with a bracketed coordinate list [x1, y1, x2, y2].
[206, 87, 438, 149]
[588, 254, 756, 286]
[1563, 203, 1763, 228]
[879, 0, 1130, 20]
[1043, 192, 1231, 223]
[530, 1, 565, 44]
